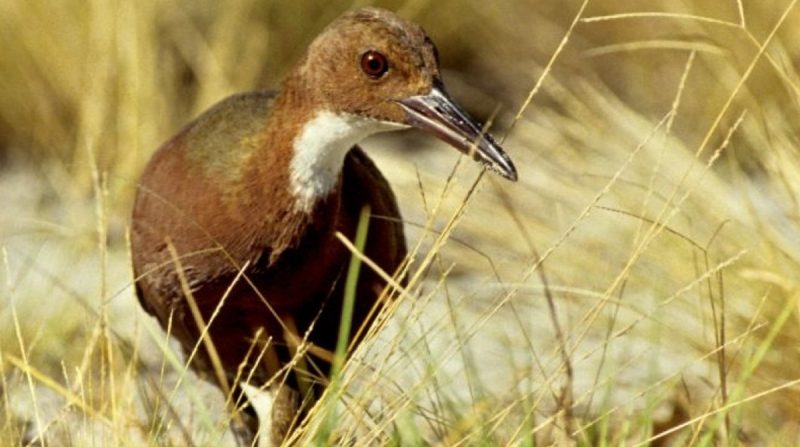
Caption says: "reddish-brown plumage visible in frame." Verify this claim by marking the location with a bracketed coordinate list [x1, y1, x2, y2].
[132, 89, 407, 443]
[132, 7, 515, 445]
[131, 90, 406, 374]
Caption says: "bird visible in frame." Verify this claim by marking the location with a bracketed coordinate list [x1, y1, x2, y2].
[131, 7, 516, 446]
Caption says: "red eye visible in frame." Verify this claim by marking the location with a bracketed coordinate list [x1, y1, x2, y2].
[360, 50, 389, 79]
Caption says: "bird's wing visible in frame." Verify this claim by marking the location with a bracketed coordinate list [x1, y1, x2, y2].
[131, 91, 284, 319]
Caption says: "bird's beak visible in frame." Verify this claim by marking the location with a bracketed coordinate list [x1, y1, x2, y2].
[397, 82, 517, 181]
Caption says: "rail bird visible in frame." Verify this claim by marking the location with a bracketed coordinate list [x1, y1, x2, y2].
[131, 7, 516, 445]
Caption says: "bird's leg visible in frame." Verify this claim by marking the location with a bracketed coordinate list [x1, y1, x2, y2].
[236, 380, 303, 447]
[270, 383, 301, 447]
[229, 384, 260, 447]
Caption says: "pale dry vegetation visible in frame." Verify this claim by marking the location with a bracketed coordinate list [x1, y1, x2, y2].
[1, 0, 799, 445]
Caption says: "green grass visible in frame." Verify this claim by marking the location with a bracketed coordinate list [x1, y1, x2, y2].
[2, 0, 800, 445]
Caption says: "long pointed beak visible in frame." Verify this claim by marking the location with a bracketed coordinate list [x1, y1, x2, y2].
[397, 84, 517, 181]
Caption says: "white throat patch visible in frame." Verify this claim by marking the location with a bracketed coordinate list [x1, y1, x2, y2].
[289, 111, 406, 213]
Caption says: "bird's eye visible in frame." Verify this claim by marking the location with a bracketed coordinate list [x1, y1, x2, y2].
[360, 50, 389, 79]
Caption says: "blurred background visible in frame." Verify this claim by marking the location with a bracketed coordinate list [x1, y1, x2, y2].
[1, 0, 799, 445]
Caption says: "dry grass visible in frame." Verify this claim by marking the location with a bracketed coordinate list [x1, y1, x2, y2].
[1, 0, 800, 445]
